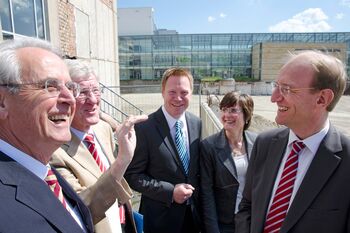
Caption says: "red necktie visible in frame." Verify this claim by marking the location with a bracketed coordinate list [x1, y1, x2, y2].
[45, 168, 68, 209]
[84, 133, 107, 172]
[263, 141, 305, 233]
[84, 133, 125, 224]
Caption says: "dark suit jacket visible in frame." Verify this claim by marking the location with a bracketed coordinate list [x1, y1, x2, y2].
[125, 108, 202, 233]
[0, 152, 93, 233]
[235, 125, 350, 233]
[200, 129, 257, 233]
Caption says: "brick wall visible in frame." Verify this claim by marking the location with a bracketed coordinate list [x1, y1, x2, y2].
[58, 0, 76, 57]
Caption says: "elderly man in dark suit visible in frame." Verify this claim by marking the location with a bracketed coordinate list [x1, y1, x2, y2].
[0, 38, 93, 232]
[235, 50, 350, 233]
[125, 67, 202, 233]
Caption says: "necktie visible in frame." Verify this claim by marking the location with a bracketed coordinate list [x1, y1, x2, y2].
[175, 120, 190, 175]
[263, 141, 305, 233]
[84, 133, 107, 172]
[84, 133, 125, 224]
[45, 168, 68, 209]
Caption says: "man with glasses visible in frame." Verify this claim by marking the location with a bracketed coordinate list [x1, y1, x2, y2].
[235, 50, 350, 233]
[0, 38, 94, 232]
[51, 59, 147, 233]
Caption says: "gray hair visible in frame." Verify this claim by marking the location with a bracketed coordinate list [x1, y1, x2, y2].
[65, 59, 99, 82]
[0, 37, 61, 93]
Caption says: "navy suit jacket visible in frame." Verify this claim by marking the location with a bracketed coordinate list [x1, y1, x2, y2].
[125, 108, 202, 233]
[0, 152, 94, 233]
[235, 125, 350, 233]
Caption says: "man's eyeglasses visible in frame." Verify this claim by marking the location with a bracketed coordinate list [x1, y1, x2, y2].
[271, 81, 315, 96]
[220, 107, 242, 114]
[76, 87, 102, 100]
[0, 79, 80, 98]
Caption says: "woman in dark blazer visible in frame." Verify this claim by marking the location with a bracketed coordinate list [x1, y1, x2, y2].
[200, 91, 257, 233]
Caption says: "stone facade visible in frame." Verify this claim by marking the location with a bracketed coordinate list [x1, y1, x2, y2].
[252, 42, 347, 81]
[47, 0, 119, 88]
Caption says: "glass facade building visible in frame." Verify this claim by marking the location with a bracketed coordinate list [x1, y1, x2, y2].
[119, 32, 350, 80]
[1, 0, 49, 40]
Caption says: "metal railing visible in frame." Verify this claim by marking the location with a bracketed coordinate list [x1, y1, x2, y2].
[99, 83, 144, 123]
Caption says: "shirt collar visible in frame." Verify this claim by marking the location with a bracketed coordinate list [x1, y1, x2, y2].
[288, 119, 330, 154]
[71, 127, 93, 141]
[0, 139, 48, 180]
[161, 106, 186, 129]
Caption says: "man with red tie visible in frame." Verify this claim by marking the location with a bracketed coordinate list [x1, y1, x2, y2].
[0, 38, 94, 232]
[51, 59, 147, 233]
[235, 51, 350, 233]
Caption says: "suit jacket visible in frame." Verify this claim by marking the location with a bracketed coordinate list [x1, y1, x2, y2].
[50, 120, 136, 233]
[0, 152, 93, 233]
[200, 129, 257, 233]
[235, 125, 350, 233]
[125, 108, 202, 233]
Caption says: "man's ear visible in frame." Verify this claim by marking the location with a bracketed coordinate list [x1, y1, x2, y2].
[0, 91, 9, 120]
[316, 89, 334, 108]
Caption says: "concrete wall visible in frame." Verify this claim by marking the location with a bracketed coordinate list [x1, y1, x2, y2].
[47, 0, 119, 88]
[252, 42, 347, 81]
[200, 103, 222, 139]
[201, 80, 273, 96]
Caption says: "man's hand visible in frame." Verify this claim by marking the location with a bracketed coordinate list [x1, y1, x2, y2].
[173, 183, 195, 204]
[110, 114, 148, 180]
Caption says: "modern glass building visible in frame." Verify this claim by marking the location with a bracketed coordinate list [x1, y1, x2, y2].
[119, 32, 350, 81]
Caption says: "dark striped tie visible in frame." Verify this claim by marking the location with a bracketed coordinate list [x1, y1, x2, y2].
[263, 141, 305, 233]
[175, 120, 190, 175]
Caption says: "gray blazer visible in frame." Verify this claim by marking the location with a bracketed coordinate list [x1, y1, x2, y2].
[200, 129, 257, 233]
[125, 107, 202, 233]
[235, 125, 350, 233]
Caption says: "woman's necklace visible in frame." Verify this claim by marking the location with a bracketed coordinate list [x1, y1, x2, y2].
[230, 140, 245, 157]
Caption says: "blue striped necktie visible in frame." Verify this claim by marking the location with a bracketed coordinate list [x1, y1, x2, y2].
[175, 120, 190, 175]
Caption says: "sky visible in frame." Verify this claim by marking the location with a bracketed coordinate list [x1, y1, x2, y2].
[117, 0, 350, 34]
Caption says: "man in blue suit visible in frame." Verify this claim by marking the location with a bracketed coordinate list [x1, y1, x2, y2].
[0, 38, 93, 233]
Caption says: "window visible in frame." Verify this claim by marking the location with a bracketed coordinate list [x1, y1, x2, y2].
[1, 0, 49, 40]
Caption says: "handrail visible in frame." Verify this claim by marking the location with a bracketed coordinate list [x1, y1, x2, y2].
[99, 83, 144, 123]
[100, 83, 143, 114]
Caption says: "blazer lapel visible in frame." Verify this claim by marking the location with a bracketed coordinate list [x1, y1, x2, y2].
[254, 129, 289, 232]
[281, 126, 342, 233]
[93, 123, 115, 164]
[216, 130, 238, 179]
[0, 155, 84, 232]
[244, 131, 256, 159]
[53, 168, 93, 232]
[64, 132, 102, 178]
[154, 108, 183, 170]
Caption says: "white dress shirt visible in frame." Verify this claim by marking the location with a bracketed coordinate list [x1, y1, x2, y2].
[71, 127, 111, 169]
[162, 106, 190, 155]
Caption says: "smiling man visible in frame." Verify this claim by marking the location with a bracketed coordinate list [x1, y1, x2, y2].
[235, 51, 350, 233]
[125, 67, 202, 233]
[50, 60, 147, 233]
[0, 38, 93, 232]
